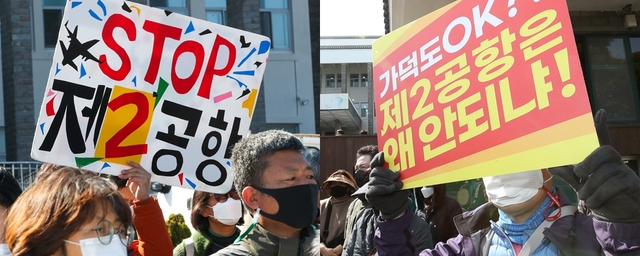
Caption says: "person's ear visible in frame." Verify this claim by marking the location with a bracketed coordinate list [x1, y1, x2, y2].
[242, 186, 260, 210]
[199, 204, 210, 218]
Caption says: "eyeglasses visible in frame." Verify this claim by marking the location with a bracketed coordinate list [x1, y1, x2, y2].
[87, 220, 136, 246]
[213, 189, 240, 203]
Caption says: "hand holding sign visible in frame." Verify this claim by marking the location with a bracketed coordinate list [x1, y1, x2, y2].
[551, 109, 640, 223]
[366, 152, 411, 221]
[119, 161, 151, 202]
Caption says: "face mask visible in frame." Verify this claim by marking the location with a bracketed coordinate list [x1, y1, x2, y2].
[252, 184, 319, 229]
[354, 170, 368, 187]
[483, 170, 552, 207]
[208, 198, 243, 226]
[330, 186, 349, 198]
[65, 235, 127, 256]
[0, 243, 10, 256]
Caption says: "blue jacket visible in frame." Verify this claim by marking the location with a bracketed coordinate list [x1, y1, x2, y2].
[374, 189, 640, 256]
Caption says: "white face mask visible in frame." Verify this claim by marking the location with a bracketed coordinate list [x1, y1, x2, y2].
[0, 243, 10, 256]
[65, 235, 127, 256]
[208, 198, 242, 226]
[482, 169, 552, 207]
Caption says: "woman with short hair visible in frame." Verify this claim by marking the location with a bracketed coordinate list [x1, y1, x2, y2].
[5, 164, 135, 256]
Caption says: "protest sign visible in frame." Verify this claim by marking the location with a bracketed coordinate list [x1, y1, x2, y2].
[372, 0, 599, 188]
[31, 0, 271, 193]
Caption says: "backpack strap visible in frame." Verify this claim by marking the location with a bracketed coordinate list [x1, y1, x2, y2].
[184, 237, 195, 256]
[518, 205, 577, 256]
[321, 200, 333, 243]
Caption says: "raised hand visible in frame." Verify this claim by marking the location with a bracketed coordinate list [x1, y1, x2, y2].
[119, 161, 152, 202]
[366, 152, 411, 220]
[550, 109, 640, 222]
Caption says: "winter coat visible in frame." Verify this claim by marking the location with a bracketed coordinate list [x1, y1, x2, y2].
[173, 228, 240, 256]
[344, 206, 433, 256]
[374, 189, 640, 256]
[212, 224, 319, 256]
[415, 184, 463, 244]
[127, 197, 174, 256]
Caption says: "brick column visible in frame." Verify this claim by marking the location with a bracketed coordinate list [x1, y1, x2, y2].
[341, 63, 348, 93]
[1, 0, 35, 161]
[226, 0, 265, 132]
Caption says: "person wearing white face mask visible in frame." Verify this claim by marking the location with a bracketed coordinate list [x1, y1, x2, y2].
[174, 188, 243, 256]
[364, 109, 640, 256]
[4, 164, 135, 256]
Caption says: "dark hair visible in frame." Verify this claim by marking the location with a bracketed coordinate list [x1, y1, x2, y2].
[0, 167, 22, 208]
[356, 145, 378, 159]
[359, 130, 368, 135]
[5, 165, 132, 256]
[231, 130, 305, 197]
[108, 175, 128, 189]
[190, 189, 243, 233]
[335, 129, 345, 135]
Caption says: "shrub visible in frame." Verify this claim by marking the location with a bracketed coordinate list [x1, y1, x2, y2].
[165, 213, 191, 247]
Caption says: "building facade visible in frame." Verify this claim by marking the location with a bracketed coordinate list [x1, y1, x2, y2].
[320, 36, 378, 135]
[0, 0, 318, 161]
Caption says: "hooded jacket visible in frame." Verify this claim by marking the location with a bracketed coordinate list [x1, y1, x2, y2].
[374, 188, 640, 256]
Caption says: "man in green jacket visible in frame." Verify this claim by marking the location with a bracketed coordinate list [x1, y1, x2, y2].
[213, 130, 319, 256]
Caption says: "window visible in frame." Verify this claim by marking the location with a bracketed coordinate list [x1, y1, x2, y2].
[350, 74, 360, 87]
[149, 0, 189, 15]
[586, 37, 638, 122]
[205, 0, 226, 25]
[42, 0, 65, 48]
[336, 74, 342, 88]
[260, 0, 291, 50]
[361, 74, 369, 87]
[325, 74, 335, 88]
[42, 0, 190, 48]
[360, 103, 369, 117]
[353, 102, 360, 111]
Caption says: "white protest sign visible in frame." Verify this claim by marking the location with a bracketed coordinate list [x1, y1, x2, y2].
[30, 0, 271, 193]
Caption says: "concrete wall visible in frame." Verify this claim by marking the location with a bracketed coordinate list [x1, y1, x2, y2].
[571, 11, 640, 33]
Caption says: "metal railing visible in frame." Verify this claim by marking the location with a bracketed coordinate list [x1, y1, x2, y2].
[1, 162, 42, 190]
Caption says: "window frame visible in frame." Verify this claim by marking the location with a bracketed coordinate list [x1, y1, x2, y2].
[582, 35, 640, 124]
[148, 0, 190, 15]
[360, 102, 369, 117]
[361, 73, 369, 87]
[42, 0, 65, 49]
[259, 0, 292, 50]
[325, 73, 336, 88]
[350, 73, 360, 87]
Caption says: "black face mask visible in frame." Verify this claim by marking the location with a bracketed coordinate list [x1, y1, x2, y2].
[330, 186, 349, 198]
[354, 170, 369, 187]
[253, 184, 319, 229]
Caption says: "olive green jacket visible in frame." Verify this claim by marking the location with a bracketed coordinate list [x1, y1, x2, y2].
[212, 224, 319, 256]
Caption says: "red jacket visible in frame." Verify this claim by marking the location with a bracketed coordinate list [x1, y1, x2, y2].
[127, 197, 173, 256]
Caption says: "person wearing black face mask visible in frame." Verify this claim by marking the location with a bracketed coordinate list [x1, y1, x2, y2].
[343, 145, 378, 253]
[319, 170, 357, 256]
[214, 130, 319, 256]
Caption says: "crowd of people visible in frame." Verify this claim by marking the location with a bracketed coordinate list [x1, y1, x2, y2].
[0, 109, 638, 255]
